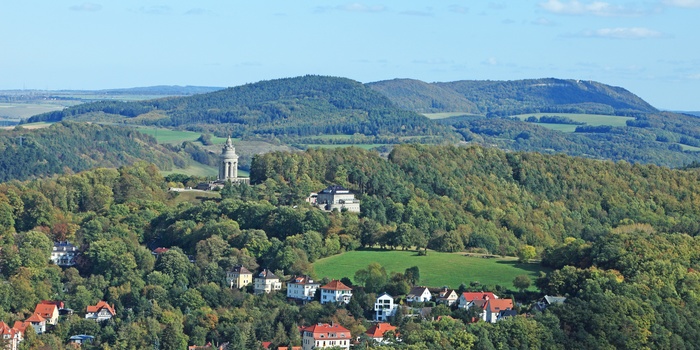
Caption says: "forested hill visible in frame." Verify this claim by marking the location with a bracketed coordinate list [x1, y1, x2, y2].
[27, 76, 454, 141]
[0, 122, 187, 182]
[368, 78, 657, 116]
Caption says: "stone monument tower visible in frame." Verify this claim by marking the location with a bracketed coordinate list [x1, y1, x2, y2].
[219, 136, 238, 181]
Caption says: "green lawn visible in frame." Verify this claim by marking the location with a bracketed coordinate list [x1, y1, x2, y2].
[313, 249, 547, 290]
[132, 127, 235, 145]
[512, 113, 634, 133]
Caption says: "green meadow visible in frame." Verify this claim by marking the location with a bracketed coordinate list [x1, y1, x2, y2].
[512, 113, 634, 132]
[313, 249, 547, 290]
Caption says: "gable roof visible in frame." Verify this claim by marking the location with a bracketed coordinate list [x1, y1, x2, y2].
[12, 321, 30, 334]
[86, 301, 116, 316]
[407, 286, 430, 297]
[487, 299, 514, 313]
[376, 292, 393, 300]
[301, 323, 351, 335]
[34, 303, 58, 318]
[40, 300, 65, 309]
[0, 321, 16, 336]
[472, 299, 489, 310]
[461, 292, 497, 302]
[230, 265, 252, 275]
[365, 322, 397, 338]
[544, 295, 567, 304]
[320, 279, 352, 291]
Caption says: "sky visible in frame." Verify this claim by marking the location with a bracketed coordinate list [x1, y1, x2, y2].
[1, 1, 699, 110]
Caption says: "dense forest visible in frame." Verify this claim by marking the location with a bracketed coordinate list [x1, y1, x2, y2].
[26, 76, 455, 143]
[2, 145, 700, 348]
[369, 78, 657, 116]
[0, 122, 193, 182]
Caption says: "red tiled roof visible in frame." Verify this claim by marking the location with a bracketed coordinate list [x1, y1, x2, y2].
[0, 321, 15, 336]
[34, 303, 58, 318]
[86, 301, 116, 315]
[261, 341, 272, 349]
[301, 323, 351, 339]
[365, 322, 396, 338]
[461, 292, 497, 302]
[487, 299, 514, 313]
[12, 321, 30, 334]
[290, 275, 317, 284]
[40, 300, 65, 309]
[152, 247, 169, 254]
[26, 313, 46, 323]
[320, 280, 351, 291]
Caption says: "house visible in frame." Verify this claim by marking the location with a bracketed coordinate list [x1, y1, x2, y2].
[226, 265, 253, 289]
[151, 247, 170, 256]
[457, 292, 498, 309]
[287, 275, 320, 303]
[535, 295, 567, 312]
[374, 293, 397, 321]
[25, 314, 46, 335]
[0, 321, 24, 350]
[485, 299, 514, 323]
[33, 303, 59, 325]
[320, 280, 352, 304]
[406, 286, 432, 303]
[254, 269, 282, 294]
[309, 185, 360, 213]
[435, 288, 459, 306]
[69, 334, 95, 345]
[496, 309, 518, 321]
[51, 241, 78, 267]
[85, 301, 116, 321]
[301, 323, 351, 350]
[364, 322, 397, 344]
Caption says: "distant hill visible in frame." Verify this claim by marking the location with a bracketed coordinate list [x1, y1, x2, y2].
[368, 78, 657, 116]
[90, 85, 224, 96]
[0, 122, 190, 182]
[27, 76, 455, 142]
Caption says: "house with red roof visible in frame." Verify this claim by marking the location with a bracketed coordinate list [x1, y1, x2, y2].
[320, 280, 352, 304]
[0, 321, 24, 350]
[301, 323, 351, 350]
[85, 301, 116, 322]
[25, 313, 46, 334]
[485, 299, 515, 323]
[34, 303, 59, 325]
[364, 322, 397, 344]
[457, 292, 498, 309]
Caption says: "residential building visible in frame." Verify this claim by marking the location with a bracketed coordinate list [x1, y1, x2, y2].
[33, 303, 59, 325]
[0, 321, 23, 350]
[457, 292, 498, 309]
[496, 309, 518, 321]
[151, 247, 170, 256]
[287, 275, 320, 302]
[301, 323, 351, 350]
[69, 335, 95, 345]
[51, 241, 78, 267]
[309, 185, 360, 213]
[25, 314, 46, 335]
[485, 299, 514, 323]
[254, 269, 282, 294]
[534, 295, 567, 312]
[364, 322, 397, 344]
[406, 286, 432, 303]
[320, 280, 352, 304]
[85, 301, 116, 322]
[226, 265, 253, 289]
[435, 288, 459, 306]
[374, 293, 396, 321]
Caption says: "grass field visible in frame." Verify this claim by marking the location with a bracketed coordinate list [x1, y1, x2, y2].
[679, 144, 700, 152]
[0, 121, 55, 130]
[0, 102, 75, 119]
[300, 144, 386, 150]
[512, 113, 634, 133]
[313, 249, 547, 290]
[131, 126, 233, 145]
[423, 112, 482, 119]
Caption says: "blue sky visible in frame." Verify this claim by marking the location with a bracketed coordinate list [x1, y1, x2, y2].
[1, 1, 699, 110]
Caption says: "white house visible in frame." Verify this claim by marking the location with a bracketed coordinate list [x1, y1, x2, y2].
[301, 323, 351, 350]
[85, 301, 115, 322]
[320, 280, 352, 304]
[436, 288, 459, 306]
[457, 292, 498, 309]
[309, 185, 361, 213]
[374, 293, 397, 321]
[51, 241, 78, 267]
[406, 286, 432, 303]
[254, 269, 282, 294]
[287, 275, 320, 302]
[484, 299, 514, 323]
[364, 322, 397, 344]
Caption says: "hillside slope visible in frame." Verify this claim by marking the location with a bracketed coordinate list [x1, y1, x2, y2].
[369, 77, 657, 116]
[27, 76, 455, 142]
[0, 122, 189, 182]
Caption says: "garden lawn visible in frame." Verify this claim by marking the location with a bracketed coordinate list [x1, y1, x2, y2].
[313, 249, 548, 290]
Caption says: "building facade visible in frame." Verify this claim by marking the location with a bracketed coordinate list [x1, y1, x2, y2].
[287, 276, 320, 302]
[51, 241, 78, 267]
[254, 269, 282, 294]
[226, 265, 253, 289]
[320, 280, 352, 304]
[219, 136, 239, 181]
[374, 293, 396, 321]
[301, 323, 351, 350]
[309, 185, 360, 213]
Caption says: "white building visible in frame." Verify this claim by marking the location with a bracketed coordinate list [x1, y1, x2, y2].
[309, 185, 360, 213]
[254, 269, 282, 294]
[51, 241, 78, 267]
[301, 323, 351, 350]
[374, 293, 397, 321]
[320, 280, 352, 304]
[287, 275, 320, 302]
[406, 286, 432, 303]
[85, 301, 116, 322]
